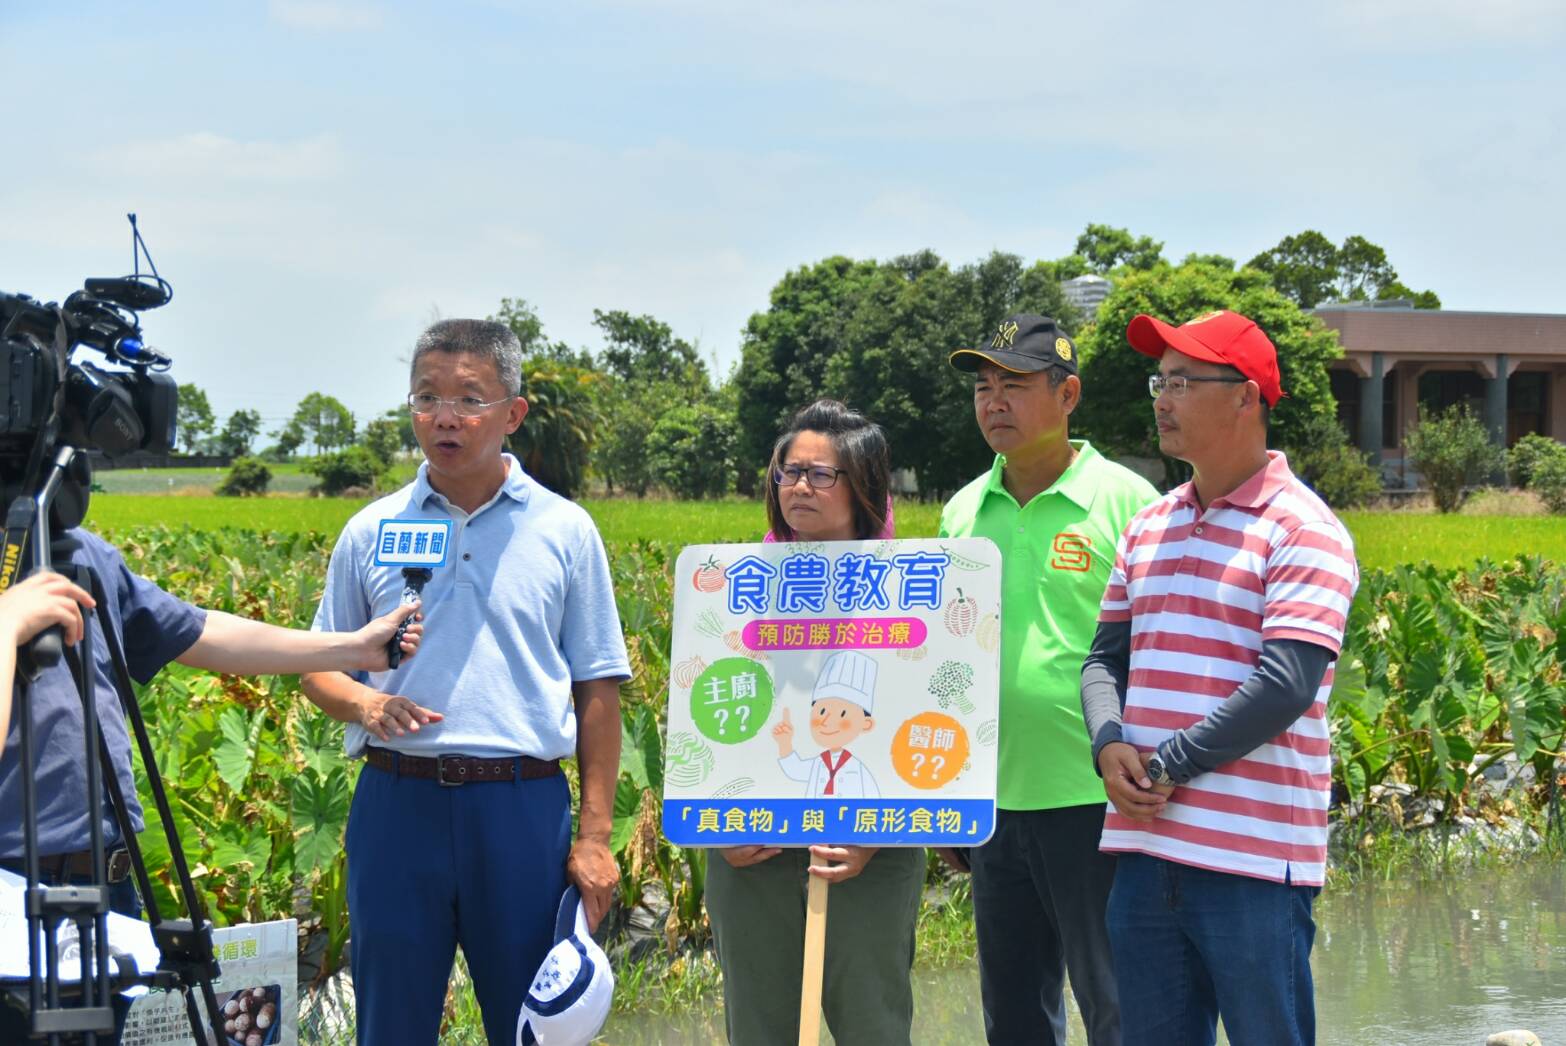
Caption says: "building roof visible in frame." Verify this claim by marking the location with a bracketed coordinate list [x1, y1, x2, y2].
[1313, 307, 1566, 360]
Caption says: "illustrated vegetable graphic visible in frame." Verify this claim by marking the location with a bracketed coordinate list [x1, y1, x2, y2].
[944, 588, 978, 636]
[896, 645, 928, 661]
[695, 609, 725, 639]
[665, 732, 716, 787]
[940, 544, 991, 571]
[976, 612, 1000, 653]
[673, 656, 706, 689]
[928, 659, 976, 715]
[693, 555, 726, 592]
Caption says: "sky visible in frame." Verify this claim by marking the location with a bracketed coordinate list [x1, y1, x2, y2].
[2, 0, 1563, 432]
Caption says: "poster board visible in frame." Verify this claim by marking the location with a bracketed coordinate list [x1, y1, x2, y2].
[122, 918, 298, 1046]
[662, 538, 1001, 848]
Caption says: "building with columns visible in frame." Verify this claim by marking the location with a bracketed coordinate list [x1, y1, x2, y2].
[1315, 304, 1566, 487]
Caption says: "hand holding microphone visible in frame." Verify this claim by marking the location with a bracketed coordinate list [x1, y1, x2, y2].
[356, 597, 425, 672]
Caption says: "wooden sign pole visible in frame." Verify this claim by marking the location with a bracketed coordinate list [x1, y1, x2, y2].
[797, 852, 830, 1046]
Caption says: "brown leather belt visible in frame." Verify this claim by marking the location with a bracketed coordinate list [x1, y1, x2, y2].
[364, 746, 561, 786]
[0, 848, 133, 884]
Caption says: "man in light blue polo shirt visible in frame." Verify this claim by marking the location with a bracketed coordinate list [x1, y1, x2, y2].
[302, 319, 630, 1046]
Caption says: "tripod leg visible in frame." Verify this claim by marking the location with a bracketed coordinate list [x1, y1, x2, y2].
[182, 985, 205, 1045]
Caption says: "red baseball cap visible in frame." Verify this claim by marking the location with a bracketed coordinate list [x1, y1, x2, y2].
[1126, 310, 1285, 406]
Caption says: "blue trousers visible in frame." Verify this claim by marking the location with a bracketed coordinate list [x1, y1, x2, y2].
[346, 761, 571, 1046]
[1104, 853, 1319, 1046]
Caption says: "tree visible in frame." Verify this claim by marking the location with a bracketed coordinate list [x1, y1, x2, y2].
[490, 297, 593, 366]
[1283, 413, 1382, 509]
[509, 359, 603, 498]
[733, 256, 883, 491]
[362, 417, 402, 468]
[731, 249, 1087, 498]
[1376, 281, 1442, 309]
[595, 383, 660, 496]
[215, 408, 262, 457]
[382, 407, 418, 452]
[216, 457, 271, 497]
[592, 310, 709, 390]
[1074, 258, 1345, 487]
[1403, 405, 1504, 513]
[1182, 253, 1236, 270]
[1335, 235, 1397, 302]
[1248, 231, 1439, 309]
[490, 297, 550, 356]
[268, 420, 305, 461]
[176, 384, 215, 454]
[647, 403, 738, 499]
[1074, 223, 1165, 274]
[304, 446, 385, 497]
[290, 392, 356, 454]
[1245, 230, 1340, 308]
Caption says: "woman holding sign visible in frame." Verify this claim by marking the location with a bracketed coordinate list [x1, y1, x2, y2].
[705, 399, 925, 1046]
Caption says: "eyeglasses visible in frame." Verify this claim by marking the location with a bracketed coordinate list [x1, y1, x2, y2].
[1147, 374, 1249, 400]
[774, 464, 845, 489]
[407, 393, 511, 418]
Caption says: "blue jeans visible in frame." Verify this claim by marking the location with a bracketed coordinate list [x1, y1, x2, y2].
[1104, 853, 1318, 1046]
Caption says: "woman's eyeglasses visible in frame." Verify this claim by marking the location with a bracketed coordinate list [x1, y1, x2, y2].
[774, 464, 846, 489]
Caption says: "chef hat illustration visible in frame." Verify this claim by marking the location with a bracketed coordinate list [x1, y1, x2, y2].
[810, 650, 878, 714]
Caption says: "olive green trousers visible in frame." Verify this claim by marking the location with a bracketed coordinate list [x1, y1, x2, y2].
[706, 846, 925, 1046]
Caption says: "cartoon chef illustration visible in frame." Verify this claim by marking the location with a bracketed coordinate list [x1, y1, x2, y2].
[773, 649, 881, 798]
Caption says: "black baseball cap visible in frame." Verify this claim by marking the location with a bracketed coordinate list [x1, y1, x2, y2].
[949, 314, 1078, 376]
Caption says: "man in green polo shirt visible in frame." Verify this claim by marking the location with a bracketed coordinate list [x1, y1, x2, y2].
[940, 313, 1158, 1046]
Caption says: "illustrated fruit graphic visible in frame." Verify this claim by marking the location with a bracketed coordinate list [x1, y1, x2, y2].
[944, 588, 978, 636]
[928, 659, 977, 715]
[673, 656, 706, 689]
[693, 555, 726, 592]
[976, 612, 1000, 653]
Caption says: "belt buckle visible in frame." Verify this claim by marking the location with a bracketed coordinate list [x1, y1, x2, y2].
[436, 754, 468, 787]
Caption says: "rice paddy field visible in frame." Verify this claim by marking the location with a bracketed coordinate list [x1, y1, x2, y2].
[82, 489, 1564, 570]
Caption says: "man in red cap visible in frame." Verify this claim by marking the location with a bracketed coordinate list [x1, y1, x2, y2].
[1080, 310, 1359, 1045]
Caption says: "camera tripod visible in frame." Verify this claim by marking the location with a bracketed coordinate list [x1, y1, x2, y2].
[2, 446, 225, 1045]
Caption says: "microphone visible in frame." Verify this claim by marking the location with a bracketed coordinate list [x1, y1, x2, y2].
[372, 518, 452, 671]
[387, 567, 431, 669]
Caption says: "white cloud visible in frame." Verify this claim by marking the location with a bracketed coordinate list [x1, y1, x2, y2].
[267, 0, 383, 31]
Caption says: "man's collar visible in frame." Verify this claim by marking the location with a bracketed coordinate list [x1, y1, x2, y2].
[413, 454, 532, 512]
[983, 441, 1101, 511]
[1174, 450, 1291, 511]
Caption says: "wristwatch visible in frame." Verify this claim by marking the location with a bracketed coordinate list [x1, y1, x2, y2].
[1145, 753, 1175, 787]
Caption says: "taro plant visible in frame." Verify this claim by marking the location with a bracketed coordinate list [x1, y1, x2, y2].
[1330, 556, 1566, 832]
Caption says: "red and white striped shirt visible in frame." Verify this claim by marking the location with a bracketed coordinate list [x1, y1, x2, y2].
[1097, 452, 1358, 886]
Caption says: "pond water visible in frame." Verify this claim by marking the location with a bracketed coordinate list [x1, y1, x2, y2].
[599, 861, 1566, 1044]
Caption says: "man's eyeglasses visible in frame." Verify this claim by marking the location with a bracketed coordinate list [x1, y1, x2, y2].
[407, 393, 510, 418]
[774, 464, 846, 489]
[1147, 374, 1248, 400]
